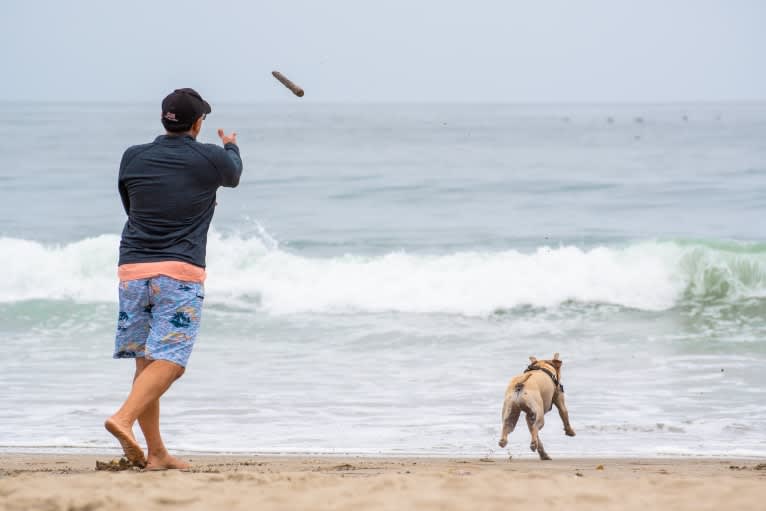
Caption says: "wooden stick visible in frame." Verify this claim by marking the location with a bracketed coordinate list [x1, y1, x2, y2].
[272, 71, 304, 97]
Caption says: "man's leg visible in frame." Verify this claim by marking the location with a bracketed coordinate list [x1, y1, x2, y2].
[105, 358, 184, 467]
[108, 275, 204, 468]
[132, 358, 190, 469]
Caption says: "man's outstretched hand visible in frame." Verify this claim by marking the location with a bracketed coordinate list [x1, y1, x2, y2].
[217, 128, 237, 146]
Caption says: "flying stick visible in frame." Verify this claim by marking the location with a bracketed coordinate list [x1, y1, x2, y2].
[272, 71, 304, 97]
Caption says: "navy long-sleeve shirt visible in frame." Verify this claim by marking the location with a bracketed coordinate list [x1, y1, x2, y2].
[118, 134, 243, 268]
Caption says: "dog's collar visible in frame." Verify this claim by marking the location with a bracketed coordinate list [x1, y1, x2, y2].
[524, 363, 565, 393]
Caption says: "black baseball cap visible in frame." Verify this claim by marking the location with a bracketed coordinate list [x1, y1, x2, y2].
[161, 88, 212, 131]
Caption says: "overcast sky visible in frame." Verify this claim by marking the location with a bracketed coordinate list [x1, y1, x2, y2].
[1, 0, 763, 103]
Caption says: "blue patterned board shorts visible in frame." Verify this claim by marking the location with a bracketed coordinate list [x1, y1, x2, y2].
[114, 276, 204, 368]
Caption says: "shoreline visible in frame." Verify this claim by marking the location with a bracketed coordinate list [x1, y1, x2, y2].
[2, 454, 764, 511]
[2, 447, 766, 460]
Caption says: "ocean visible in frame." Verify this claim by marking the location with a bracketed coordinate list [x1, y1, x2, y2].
[0, 102, 764, 458]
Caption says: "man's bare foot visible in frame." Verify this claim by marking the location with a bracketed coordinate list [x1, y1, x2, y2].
[145, 451, 190, 471]
[104, 417, 146, 468]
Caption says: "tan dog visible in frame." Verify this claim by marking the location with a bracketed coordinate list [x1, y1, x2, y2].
[498, 353, 575, 460]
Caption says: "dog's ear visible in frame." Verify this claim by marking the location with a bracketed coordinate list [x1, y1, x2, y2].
[529, 356, 538, 363]
[550, 359, 562, 370]
[553, 352, 560, 360]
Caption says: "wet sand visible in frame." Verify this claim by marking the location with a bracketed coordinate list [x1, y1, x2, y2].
[1, 454, 764, 511]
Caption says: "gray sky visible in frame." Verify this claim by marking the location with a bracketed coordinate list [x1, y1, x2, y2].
[1, 0, 763, 103]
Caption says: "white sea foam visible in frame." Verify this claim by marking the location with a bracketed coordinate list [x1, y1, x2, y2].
[1, 233, 765, 315]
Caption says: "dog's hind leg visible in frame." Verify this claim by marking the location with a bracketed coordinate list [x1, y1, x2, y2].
[525, 412, 536, 452]
[498, 401, 521, 448]
[508, 404, 521, 432]
[526, 402, 551, 460]
[535, 431, 551, 461]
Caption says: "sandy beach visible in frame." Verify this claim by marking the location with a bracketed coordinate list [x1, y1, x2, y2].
[1, 454, 764, 511]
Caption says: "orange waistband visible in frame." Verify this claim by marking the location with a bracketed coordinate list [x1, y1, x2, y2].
[118, 261, 206, 283]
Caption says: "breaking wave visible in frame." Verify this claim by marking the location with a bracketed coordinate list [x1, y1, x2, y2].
[2, 233, 765, 316]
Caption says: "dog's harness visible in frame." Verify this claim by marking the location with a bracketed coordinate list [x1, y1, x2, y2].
[524, 363, 565, 393]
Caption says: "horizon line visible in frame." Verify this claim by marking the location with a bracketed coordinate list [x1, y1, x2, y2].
[1, 98, 765, 106]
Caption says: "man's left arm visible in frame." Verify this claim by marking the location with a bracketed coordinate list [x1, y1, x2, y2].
[118, 152, 130, 215]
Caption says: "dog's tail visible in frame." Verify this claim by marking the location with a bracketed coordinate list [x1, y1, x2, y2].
[513, 373, 533, 396]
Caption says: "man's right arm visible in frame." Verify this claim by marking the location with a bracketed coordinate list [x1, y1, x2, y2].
[215, 129, 243, 188]
[219, 143, 243, 188]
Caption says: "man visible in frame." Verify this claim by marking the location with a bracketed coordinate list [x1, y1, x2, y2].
[105, 88, 243, 470]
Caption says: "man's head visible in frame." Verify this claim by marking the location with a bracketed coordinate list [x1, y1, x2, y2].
[161, 88, 212, 138]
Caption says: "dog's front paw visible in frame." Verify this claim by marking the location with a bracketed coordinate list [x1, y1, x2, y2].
[565, 428, 576, 437]
[498, 439, 508, 448]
